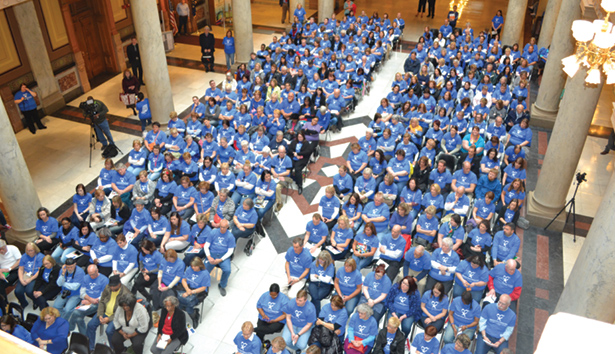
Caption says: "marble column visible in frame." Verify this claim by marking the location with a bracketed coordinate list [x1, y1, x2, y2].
[537, 0, 563, 49]
[531, 0, 581, 128]
[526, 66, 604, 228]
[319, 0, 334, 23]
[555, 169, 615, 322]
[13, 0, 65, 115]
[0, 100, 42, 244]
[130, 0, 175, 124]
[232, 0, 254, 63]
[501, 0, 529, 46]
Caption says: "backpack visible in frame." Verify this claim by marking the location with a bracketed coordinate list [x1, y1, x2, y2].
[102, 144, 119, 158]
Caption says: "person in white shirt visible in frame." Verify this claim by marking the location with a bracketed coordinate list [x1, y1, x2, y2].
[0, 239, 21, 305]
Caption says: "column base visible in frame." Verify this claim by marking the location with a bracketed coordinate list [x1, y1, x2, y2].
[40, 91, 66, 115]
[526, 190, 568, 230]
[5, 227, 38, 250]
[530, 103, 558, 129]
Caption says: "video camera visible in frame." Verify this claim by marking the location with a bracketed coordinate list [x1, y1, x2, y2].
[576, 172, 587, 184]
[79, 98, 99, 119]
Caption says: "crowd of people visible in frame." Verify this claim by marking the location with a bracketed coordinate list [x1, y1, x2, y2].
[0, 5, 537, 354]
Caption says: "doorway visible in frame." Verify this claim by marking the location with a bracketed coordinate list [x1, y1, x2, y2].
[69, 0, 108, 79]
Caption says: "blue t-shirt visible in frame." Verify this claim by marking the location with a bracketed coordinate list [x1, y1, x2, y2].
[319, 195, 341, 219]
[490, 264, 523, 295]
[14, 90, 37, 111]
[492, 231, 520, 261]
[331, 226, 353, 248]
[449, 296, 480, 329]
[285, 247, 312, 278]
[416, 214, 439, 243]
[114, 244, 138, 273]
[170, 222, 190, 240]
[112, 171, 136, 191]
[421, 290, 449, 318]
[183, 267, 211, 290]
[257, 291, 289, 323]
[405, 247, 432, 273]
[387, 157, 411, 183]
[335, 267, 362, 296]
[319, 303, 349, 336]
[481, 303, 517, 339]
[223, 37, 236, 54]
[441, 343, 471, 354]
[362, 201, 390, 232]
[160, 258, 185, 286]
[233, 331, 261, 354]
[452, 170, 477, 189]
[363, 272, 392, 300]
[90, 238, 118, 268]
[140, 251, 165, 272]
[428, 248, 460, 282]
[36, 217, 59, 237]
[19, 253, 44, 274]
[234, 207, 258, 226]
[81, 274, 109, 299]
[411, 333, 440, 354]
[438, 222, 465, 244]
[466, 229, 492, 252]
[305, 220, 329, 244]
[380, 234, 406, 262]
[206, 229, 236, 256]
[73, 193, 93, 214]
[284, 300, 316, 327]
[348, 312, 378, 340]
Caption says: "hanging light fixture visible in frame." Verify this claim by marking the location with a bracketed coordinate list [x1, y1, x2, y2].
[562, 0, 615, 84]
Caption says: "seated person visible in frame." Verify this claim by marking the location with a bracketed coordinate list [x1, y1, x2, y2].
[110, 293, 150, 354]
[352, 222, 380, 270]
[384, 276, 422, 336]
[378, 173, 399, 207]
[254, 284, 289, 342]
[453, 256, 490, 302]
[333, 165, 354, 199]
[68, 265, 109, 334]
[172, 176, 196, 220]
[319, 186, 341, 230]
[120, 199, 152, 246]
[34, 207, 59, 253]
[30, 255, 62, 310]
[443, 187, 470, 220]
[358, 264, 391, 322]
[371, 316, 405, 354]
[112, 234, 139, 285]
[233, 322, 262, 354]
[14, 242, 44, 309]
[209, 188, 236, 228]
[436, 214, 465, 251]
[487, 260, 523, 313]
[232, 198, 259, 245]
[1, 314, 31, 342]
[132, 171, 156, 209]
[441, 334, 472, 354]
[30, 307, 69, 354]
[86, 275, 129, 351]
[403, 245, 431, 294]
[111, 164, 136, 209]
[283, 237, 312, 299]
[303, 213, 328, 257]
[326, 216, 353, 260]
[150, 296, 189, 354]
[182, 214, 212, 267]
[282, 289, 316, 353]
[132, 240, 164, 301]
[308, 252, 336, 315]
[232, 162, 258, 207]
[53, 257, 85, 320]
[379, 226, 406, 281]
[419, 282, 449, 332]
[410, 325, 439, 354]
[491, 223, 520, 266]
[442, 291, 480, 345]
[424, 238, 460, 294]
[343, 303, 379, 354]
[177, 257, 210, 326]
[474, 295, 516, 354]
[460, 220, 492, 262]
[150, 249, 184, 310]
[160, 212, 191, 253]
[312, 295, 348, 347]
[203, 219, 236, 297]
[415, 206, 439, 246]
[360, 193, 391, 241]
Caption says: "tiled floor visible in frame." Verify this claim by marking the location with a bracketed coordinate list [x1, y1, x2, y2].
[3, 1, 615, 351]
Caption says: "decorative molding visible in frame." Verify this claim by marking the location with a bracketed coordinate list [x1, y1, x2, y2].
[0, 0, 28, 11]
[109, 0, 127, 22]
[55, 66, 80, 93]
[39, 0, 69, 50]
[0, 10, 20, 74]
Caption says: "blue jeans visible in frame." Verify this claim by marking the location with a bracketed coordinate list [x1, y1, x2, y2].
[386, 311, 414, 336]
[225, 53, 235, 70]
[283, 324, 312, 351]
[94, 120, 115, 147]
[148, 171, 161, 181]
[54, 294, 81, 320]
[69, 304, 99, 333]
[232, 225, 255, 240]
[127, 165, 145, 176]
[352, 255, 374, 270]
[308, 282, 332, 315]
[442, 324, 476, 345]
[52, 246, 77, 264]
[231, 193, 256, 208]
[358, 295, 386, 322]
[205, 254, 231, 289]
[256, 199, 274, 219]
[343, 294, 360, 315]
[475, 333, 508, 354]
[87, 314, 115, 350]
[177, 290, 201, 314]
[15, 281, 35, 307]
[452, 282, 485, 303]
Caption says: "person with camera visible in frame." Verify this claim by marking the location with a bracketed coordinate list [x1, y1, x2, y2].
[68, 264, 109, 333]
[81, 96, 115, 151]
[86, 274, 130, 351]
[14, 83, 46, 134]
[53, 257, 86, 320]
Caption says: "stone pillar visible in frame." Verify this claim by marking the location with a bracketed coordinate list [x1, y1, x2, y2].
[13, 0, 65, 115]
[130, 0, 175, 124]
[232, 0, 254, 63]
[290, 0, 305, 21]
[319, 0, 334, 23]
[537, 0, 563, 49]
[531, 0, 581, 128]
[0, 100, 41, 245]
[501, 0, 529, 46]
[526, 66, 604, 228]
[554, 169, 615, 322]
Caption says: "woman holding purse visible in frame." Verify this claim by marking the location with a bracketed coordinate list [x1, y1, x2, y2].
[121, 69, 140, 116]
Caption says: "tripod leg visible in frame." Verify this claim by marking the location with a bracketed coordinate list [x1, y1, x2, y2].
[572, 199, 577, 243]
[544, 199, 573, 231]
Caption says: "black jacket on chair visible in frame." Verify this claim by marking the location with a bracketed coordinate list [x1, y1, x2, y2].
[288, 139, 315, 169]
[371, 328, 405, 354]
[157, 308, 189, 345]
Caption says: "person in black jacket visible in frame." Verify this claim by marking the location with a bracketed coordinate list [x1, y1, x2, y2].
[30, 255, 62, 310]
[372, 316, 405, 354]
[151, 296, 189, 354]
[199, 26, 215, 72]
[288, 132, 315, 194]
[109, 196, 132, 235]
[126, 37, 144, 85]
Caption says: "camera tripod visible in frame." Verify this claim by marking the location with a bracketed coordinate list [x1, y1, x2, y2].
[89, 122, 100, 168]
[544, 175, 584, 243]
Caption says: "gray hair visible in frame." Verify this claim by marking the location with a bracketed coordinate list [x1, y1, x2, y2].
[117, 293, 137, 309]
[363, 167, 372, 176]
[442, 237, 454, 248]
[320, 106, 327, 113]
[276, 131, 284, 136]
[115, 163, 127, 170]
[97, 227, 112, 239]
[219, 188, 229, 197]
[241, 140, 249, 146]
[243, 198, 254, 209]
[163, 296, 180, 307]
[356, 303, 373, 317]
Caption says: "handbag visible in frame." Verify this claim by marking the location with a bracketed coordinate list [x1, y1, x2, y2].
[348, 341, 367, 353]
[120, 92, 137, 106]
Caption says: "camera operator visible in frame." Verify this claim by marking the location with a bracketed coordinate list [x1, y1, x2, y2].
[81, 96, 115, 150]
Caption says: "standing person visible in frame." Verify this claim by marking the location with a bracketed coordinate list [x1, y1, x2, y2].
[416, 0, 427, 17]
[223, 30, 236, 71]
[492, 10, 504, 37]
[199, 26, 215, 72]
[83, 96, 115, 150]
[126, 37, 144, 85]
[280, 0, 290, 24]
[427, 0, 436, 19]
[176, 0, 190, 35]
[14, 83, 45, 134]
[136, 93, 151, 131]
[122, 69, 140, 116]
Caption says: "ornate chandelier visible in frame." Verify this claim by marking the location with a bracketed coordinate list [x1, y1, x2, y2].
[562, 0, 615, 84]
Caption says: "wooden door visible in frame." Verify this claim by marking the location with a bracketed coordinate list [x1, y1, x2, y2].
[73, 10, 105, 79]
